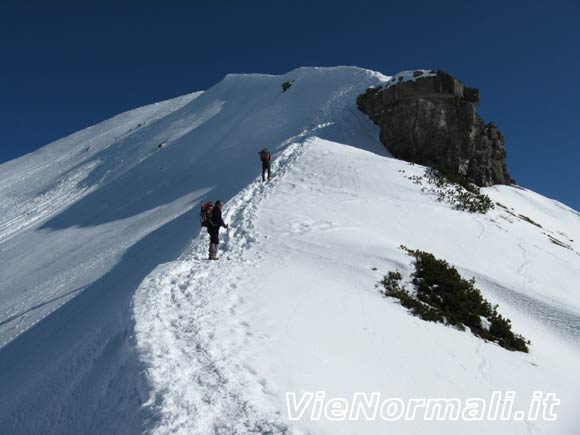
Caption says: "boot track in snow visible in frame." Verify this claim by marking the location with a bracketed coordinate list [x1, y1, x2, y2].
[132, 142, 307, 435]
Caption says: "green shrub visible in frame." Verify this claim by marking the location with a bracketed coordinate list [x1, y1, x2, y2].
[408, 168, 494, 214]
[380, 271, 444, 322]
[379, 247, 529, 352]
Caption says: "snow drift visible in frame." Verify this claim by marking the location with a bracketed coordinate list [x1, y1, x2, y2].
[0, 66, 578, 435]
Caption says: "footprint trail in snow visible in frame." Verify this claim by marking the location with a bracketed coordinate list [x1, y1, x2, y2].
[133, 144, 307, 435]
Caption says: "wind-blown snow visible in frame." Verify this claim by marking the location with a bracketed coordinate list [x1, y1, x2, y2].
[0, 66, 578, 435]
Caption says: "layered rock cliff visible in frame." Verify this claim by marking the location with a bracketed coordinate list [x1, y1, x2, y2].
[357, 70, 513, 186]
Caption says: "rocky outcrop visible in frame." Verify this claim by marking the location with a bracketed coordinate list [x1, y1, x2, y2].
[357, 70, 513, 186]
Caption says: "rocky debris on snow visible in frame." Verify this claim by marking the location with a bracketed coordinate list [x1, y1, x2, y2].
[282, 80, 294, 92]
[496, 203, 543, 227]
[547, 234, 573, 250]
[357, 70, 513, 187]
[517, 214, 542, 228]
[495, 202, 579, 253]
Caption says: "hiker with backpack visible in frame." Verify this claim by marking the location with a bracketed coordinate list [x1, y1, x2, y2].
[200, 200, 229, 260]
[259, 147, 271, 182]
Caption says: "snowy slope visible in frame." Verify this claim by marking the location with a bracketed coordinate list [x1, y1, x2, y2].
[0, 66, 389, 433]
[134, 138, 580, 435]
[1, 66, 579, 435]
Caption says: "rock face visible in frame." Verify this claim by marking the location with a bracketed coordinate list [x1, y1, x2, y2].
[357, 70, 513, 186]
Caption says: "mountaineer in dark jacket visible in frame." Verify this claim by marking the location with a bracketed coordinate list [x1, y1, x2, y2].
[259, 148, 271, 182]
[207, 200, 229, 260]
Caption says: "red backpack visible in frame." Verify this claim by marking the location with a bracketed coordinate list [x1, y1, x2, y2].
[259, 149, 271, 162]
[200, 201, 213, 227]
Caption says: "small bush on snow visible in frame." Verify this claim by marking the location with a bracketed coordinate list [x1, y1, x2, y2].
[408, 167, 495, 214]
[379, 246, 529, 352]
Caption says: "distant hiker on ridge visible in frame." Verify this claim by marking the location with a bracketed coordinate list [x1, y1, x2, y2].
[259, 147, 271, 182]
[200, 200, 229, 260]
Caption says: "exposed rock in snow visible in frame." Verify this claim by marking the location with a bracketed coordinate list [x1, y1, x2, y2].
[357, 70, 513, 186]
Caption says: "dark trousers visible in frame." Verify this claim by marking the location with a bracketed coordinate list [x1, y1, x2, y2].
[262, 162, 271, 181]
[207, 226, 220, 259]
[208, 226, 220, 244]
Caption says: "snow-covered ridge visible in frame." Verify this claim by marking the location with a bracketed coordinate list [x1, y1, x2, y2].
[0, 65, 390, 433]
[0, 66, 579, 435]
[134, 136, 580, 435]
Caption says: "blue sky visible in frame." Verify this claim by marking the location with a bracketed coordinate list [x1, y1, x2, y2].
[1, 0, 579, 210]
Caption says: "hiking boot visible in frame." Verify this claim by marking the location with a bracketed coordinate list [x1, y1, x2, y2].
[209, 243, 218, 260]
